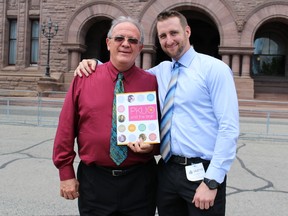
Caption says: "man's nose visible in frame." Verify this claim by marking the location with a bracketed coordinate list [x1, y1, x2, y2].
[121, 38, 131, 46]
[166, 35, 174, 44]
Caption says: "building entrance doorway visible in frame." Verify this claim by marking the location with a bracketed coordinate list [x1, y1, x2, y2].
[81, 18, 111, 63]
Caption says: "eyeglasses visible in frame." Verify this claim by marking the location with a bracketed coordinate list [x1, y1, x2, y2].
[109, 36, 140, 45]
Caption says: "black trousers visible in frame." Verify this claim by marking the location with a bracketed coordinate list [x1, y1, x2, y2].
[157, 159, 226, 216]
[77, 159, 157, 216]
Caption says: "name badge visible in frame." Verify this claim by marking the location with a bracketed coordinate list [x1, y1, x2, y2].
[185, 163, 205, 182]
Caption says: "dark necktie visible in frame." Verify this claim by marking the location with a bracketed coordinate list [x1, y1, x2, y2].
[110, 73, 127, 165]
[160, 62, 180, 162]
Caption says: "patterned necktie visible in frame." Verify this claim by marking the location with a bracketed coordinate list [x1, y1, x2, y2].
[110, 73, 127, 165]
[160, 62, 180, 162]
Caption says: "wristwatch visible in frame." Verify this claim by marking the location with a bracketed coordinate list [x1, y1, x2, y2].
[203, 178, 219, 190]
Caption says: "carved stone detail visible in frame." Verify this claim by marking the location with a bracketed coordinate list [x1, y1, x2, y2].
[8, 0, 18, 10]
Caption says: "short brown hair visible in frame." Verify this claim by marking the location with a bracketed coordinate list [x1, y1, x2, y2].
[157, 10, 188, 29]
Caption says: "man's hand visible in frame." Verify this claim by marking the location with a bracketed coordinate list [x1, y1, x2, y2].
[74, 59, 97, 77]
[127, 138, 153, 154]
[192, 181, 217, 209]
[60, 178, 80, 200]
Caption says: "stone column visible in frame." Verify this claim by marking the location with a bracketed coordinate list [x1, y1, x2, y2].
[242, 55, 251, 77]
[142, 52, 152, 70]
[232, 54, 240, 77]
[142, 44, 156, 69]
[221, 55, 230, 67]
[218, 46, 255, 99]
[70, 51, 81, 71]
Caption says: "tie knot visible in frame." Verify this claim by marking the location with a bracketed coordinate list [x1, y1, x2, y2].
[117, 73, 124, 80]
[174, 62, 180, 69]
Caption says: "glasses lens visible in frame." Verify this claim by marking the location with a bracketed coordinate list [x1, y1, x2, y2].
[113, 36, 125, 42]
[127, 38, 139, 44]
[112, 36, 139, 44]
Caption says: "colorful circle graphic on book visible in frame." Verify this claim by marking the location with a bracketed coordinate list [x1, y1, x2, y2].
[149, 133, 157, 141]
[129, 134, 137, 142]
[147, 93, 155, 102]
[137, 94, 145, 102]
[117, 105, 125, 113]
[138, 124, 146, 131]
[148, 123, 157, 131]
[117, 95, 125, 103]
[118, 125, 126, 132]
[118, 115, 125, 123]
[127, 95, 135, 103]
[118, 134, 126, 142]
[139, 133, 147, 141]
[147, 105, 155, 113]
[128, 124, 136, 132]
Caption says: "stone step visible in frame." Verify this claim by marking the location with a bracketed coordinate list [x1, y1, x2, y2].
[254, 79, 288, 94]
[255, 93, 288, 101]
[239, 98, 288, 119]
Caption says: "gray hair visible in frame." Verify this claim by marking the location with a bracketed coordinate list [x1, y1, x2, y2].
[107, 16, 144, 44]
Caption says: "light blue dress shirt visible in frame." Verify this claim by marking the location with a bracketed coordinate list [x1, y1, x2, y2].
[147, 47, 239, 183]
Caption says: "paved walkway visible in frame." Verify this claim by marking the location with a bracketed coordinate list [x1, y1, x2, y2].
[0, 123, 287, 215]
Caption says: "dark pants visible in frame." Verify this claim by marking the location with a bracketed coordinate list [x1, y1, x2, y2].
[157, 159, 226, 216]
[77, 159, 157, 216]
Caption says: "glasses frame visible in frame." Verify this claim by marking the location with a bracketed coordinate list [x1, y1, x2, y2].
[109, 35, 141, 45]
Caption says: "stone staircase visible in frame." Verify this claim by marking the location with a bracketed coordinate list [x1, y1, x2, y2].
[254, 78, 288, 95]
[239, 95, 288, 119]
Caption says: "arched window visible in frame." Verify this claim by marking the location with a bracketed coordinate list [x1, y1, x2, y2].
[252, 26, 287, 77]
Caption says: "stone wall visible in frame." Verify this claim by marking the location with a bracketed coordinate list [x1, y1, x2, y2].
[0, 0, 287, 99]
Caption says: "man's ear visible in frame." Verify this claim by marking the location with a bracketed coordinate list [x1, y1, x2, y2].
[185, 26, 191, 38]
[106, 38, 110, 51]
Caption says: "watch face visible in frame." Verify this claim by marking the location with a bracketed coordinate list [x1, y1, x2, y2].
[204, 178, 219, 189]
[209, 180, 218, 189]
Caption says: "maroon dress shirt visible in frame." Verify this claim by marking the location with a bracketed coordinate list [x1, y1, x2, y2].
[53, 61, 159, 180]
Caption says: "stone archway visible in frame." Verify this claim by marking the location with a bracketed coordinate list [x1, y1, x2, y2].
[62, 1, 128, 72]
[140, 0, 237, 46]
[63, 2, 128, 44]
[153, 9, 221, 65]
[59, 1, 129, 90]
[241, 2, 288, 99]
[139, 0, 238, 69]
[241, 3, 288, 47]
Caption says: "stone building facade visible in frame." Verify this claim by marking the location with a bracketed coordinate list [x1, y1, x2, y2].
[0, 0, 287, 99]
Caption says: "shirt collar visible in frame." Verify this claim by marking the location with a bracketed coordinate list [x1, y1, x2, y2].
[107, 61, 136, 83]
[172, 46, 196, 68]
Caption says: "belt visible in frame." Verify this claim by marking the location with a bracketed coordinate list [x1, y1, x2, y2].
[96, 163, 145, 177]
[169, 155, 210, 166]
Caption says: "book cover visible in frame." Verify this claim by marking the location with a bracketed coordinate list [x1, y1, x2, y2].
[116, 91, 160, 145]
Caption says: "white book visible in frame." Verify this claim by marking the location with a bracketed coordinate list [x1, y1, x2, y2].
[116, 91, 160, 145]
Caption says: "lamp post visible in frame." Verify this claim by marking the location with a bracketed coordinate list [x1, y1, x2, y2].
[41, 17, 58, 77]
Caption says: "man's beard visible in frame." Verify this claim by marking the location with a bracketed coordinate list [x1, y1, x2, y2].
[164, 43, 184, 59]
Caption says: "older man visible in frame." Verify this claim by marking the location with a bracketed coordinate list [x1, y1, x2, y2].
[53, 16, 159, 216]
